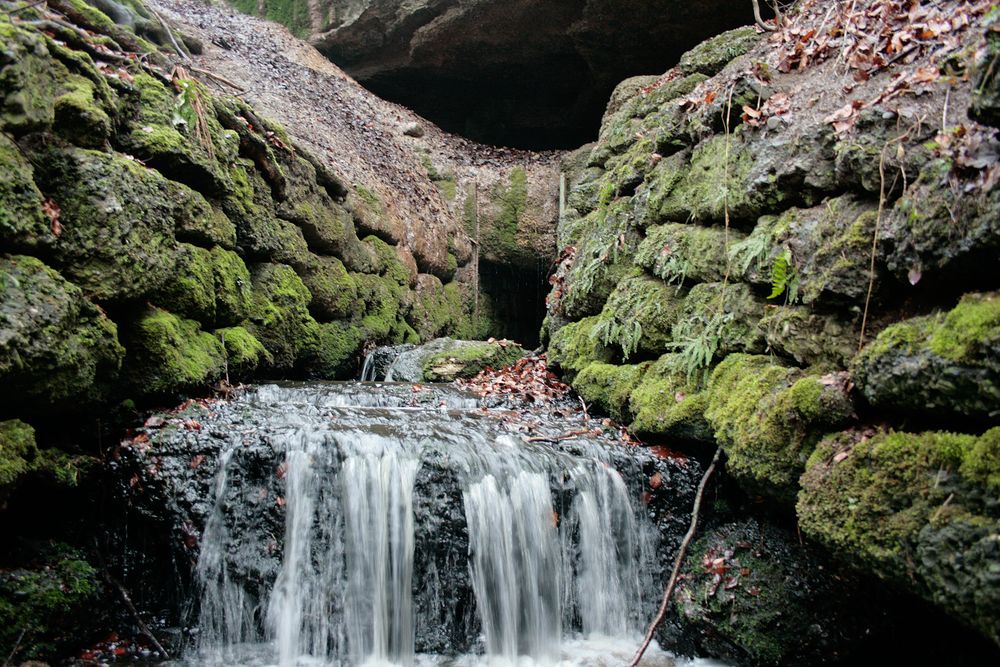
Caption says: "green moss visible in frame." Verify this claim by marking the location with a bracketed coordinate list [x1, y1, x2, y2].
[678, 26, 761, 76]
[171, 181, 237, 249]
[0, 542, 100, 661]
[352, 272, 406, 341]
[635, 223, 741, 285]
[481, 167, 528, 261]
[0, 134, 48, 248]
[0, 255, 124, 410]
[799, 427, 1000, 642]
[629, 354, 713, 442]
[0, 419, 37, 504]
[231, 0, 313, 38]
[25, 145, 180, 302]
[592, 273, 685, 360]
[854, 292, 1000, 416]
[215, 325, 270, 375]
[247, 263, 321, 370]
[929, 292, 1000, 362]
[154, 243, 217, 322]
[300, 254, 357, 322]
[547, 316, 614, 381]
[52, 73, 111, 147]
[363, 235, 411, 286]
[760, 305, 858, 369]
[408, 274, 463, 340]
[423, 341, 523, 382]
[573, 362, 650, 423]
[706, 355, 853, 501]
[211, 246, 255, 325]
[305, 320, 368, 379]
[124, 306, 226, 394]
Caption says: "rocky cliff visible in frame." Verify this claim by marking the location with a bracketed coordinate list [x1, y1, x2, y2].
[545, 1, 1000, 657]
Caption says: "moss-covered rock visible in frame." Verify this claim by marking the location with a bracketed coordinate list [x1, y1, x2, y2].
[592, 273, 685, 360]
[760, 305, 860, 369]
[677, 26, 760, 77]
[299, 254, 357, 322]
[0, 255, 123, 410]
[572, 362, 649, 423]
[348, 185, 403, 247]
[247, 263, 321, 371]
[0, 134, 48, 247]
[308, 320, 368, 379]
[23, 143, 180, 302]
[882, 157, 1000, 284]
[210, 245, 255, 325]
[353, 272, 408, 342]
[224, 160, 306, 265]
[0, 542, 100, 661]
[853, 292, 1000, 417]
[153, 242, 217, 322]
[364, 235, 412, 287]
[0, 419, 38, 506]
[970, 23, 1000, 128]
[171, 181, 237, 249]
[629, 354, 713, 443]
[635, 223, 743, 286]
[123, 306, 226, 395]
[671, 282, 767, 365]
[546, 316, 615, 382]
[706, 355, 854, 501]
[407, 273, 463, 341]
[215, 325, 270, 376]
[799, 428, 1000, 645]
[119, 72, 234, 195]
[422, 340, 523, 382]
[668, 519, 872, 667]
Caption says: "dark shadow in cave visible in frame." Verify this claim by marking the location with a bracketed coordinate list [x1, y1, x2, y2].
[479, 259, 549, 349]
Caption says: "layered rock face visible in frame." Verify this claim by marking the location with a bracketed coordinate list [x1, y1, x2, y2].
[231, 0, 757, 148]
[545, 2, 1000, 656]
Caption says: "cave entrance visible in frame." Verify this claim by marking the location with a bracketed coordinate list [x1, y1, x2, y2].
[479, 259, 549, 349]
[316, 2, 758, 150]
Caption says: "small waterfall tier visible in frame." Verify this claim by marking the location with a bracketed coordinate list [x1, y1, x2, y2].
[123, 383, 712, 667]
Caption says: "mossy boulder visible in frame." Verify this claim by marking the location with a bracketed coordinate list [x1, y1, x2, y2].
[668, 519, 872, 667]
[0, 134, 48, 247]
[210, 246, 255, 325]
[353, 272, 408, 342]
[153, 243, 217, 322]
[882, 158, 1000, 284]
[294, 196, 357, 257]
[629, 354, 713, 443]
[635, 223, 743, 286]
[300, 254, 357, 322]
[0, 255, 123, 410]
[224, 161, 307, 266]
[308, 320, 368, 379]
[0, 419, 38, 506]
[592, 273, 685, 360]
[215, 325, 270, 376]
[546, 316, 614, 382]
[23, 143, 180, 302]
[123, 306, 226, 395]
[705, 355, 854, 501]
[853, 292, 1000, 417]
[348, 184, 403, 246]
[799, 428, 1000, 645]
[677, 26, 760, 76]
[171, 182, 237, 249]
[0, 542, 100, 662]
[672, 282, 767, 361]
[247, 263, 321, 371]
[407, 274, 463, 341]
[422, 340, 523, 382]
[573, 362, 649, 423]
[119, 72, 234, 195]
[760, 305, 860, 369]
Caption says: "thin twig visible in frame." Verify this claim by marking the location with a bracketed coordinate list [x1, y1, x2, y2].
[150, 7, 190, 62]
[189, 66, 245, 91]
[751, 0, 777, 31]
[628, 447, 722, 667]
[525, 428, 595, 444]
[104, 572, 171, 658]
[3, 0, 46, 16]
[578, 396, 589, 421]
[2, 628, 25, 667]
[858, 144, 886, 352]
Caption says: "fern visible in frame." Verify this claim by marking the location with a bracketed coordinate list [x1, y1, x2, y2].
[768, 248, 800, 303]
[669, 311, 734, 381]
[728, 233, 770, 277]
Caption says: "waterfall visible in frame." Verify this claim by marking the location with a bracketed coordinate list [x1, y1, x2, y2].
[173, 383, 695, 666]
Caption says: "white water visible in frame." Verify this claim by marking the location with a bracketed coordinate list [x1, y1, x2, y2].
[184, 384, 717, 667]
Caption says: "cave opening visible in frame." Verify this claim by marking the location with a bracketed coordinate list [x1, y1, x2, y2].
[479, 259, 549, 349]
[317, 2, 759, 150]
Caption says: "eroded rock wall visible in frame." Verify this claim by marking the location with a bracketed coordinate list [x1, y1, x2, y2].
[545, 3, 1000, 651]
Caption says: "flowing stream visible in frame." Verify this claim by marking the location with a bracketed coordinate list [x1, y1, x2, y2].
[142, 382, 722, 667]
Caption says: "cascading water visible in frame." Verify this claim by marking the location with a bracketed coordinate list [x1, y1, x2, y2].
[129, 382, 719, 667]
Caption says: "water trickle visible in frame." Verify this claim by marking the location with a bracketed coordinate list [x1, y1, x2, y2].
[137, 383, 711, 666]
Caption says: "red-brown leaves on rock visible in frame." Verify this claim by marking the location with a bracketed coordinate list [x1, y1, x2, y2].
[190, 454, 205, 469]
[42, 198, 61, 236]
[546, 246, 576, 316]
[458, 355, 570, 405]
[649, 472, 663, 489]
[276, 461, 288, 480]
